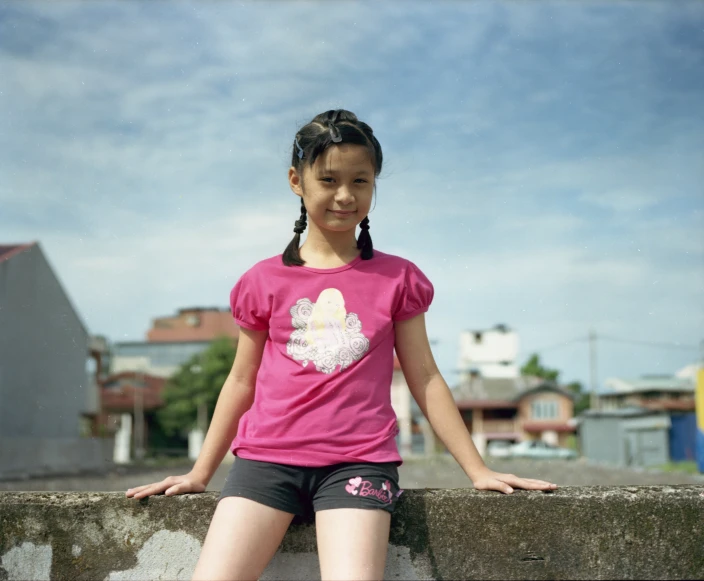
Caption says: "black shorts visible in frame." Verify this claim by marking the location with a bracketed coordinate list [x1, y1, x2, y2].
[218, 457, 403, 519]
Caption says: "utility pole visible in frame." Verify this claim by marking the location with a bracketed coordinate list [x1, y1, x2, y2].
[589, 328, 599, 410]
[134, 367, 145, 461]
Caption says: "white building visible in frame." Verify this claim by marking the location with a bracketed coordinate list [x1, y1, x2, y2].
[391, 355, 435, 457]
[457, 324, 520, 381]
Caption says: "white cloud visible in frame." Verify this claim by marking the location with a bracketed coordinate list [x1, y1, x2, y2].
[579, 189, 662, 213]
[2, 0, 702, 388]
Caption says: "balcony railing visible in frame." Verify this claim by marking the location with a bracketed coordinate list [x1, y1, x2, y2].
[482, 419, 519, 433]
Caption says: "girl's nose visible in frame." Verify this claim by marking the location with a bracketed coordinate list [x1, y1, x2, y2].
[335, 186, 354, 204]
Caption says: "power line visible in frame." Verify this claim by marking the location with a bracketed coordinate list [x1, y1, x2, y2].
[529, 336, 589, 353]
[599, 334, 699, 351]
[529, 334, 698, 354]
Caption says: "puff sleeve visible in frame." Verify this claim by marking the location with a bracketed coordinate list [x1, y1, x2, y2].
[229, 270, 271, 331]
[392, 261, 435, 322]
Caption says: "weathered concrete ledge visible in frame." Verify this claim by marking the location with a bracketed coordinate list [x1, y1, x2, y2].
[1, 486, 703, 580]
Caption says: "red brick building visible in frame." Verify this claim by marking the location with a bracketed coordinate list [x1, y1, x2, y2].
[147, 307, 239, 343]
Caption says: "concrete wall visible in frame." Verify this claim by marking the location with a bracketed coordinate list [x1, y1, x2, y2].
[0, 244, 110, 479]
[1, 487, 702, 580]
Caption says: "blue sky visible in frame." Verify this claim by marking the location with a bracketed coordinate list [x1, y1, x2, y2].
[2, 1, 703, 390]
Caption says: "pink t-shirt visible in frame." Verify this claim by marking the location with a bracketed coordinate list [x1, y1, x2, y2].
[228, 250, 434, 467]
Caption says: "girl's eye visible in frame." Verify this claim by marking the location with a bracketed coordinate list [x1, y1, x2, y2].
[320, 177, 334, 183]
[355, 179, 368, 184]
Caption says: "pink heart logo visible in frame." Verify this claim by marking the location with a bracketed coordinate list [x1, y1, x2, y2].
[345, 476, 362, 496]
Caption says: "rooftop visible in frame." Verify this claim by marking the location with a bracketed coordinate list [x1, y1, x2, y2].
[602, 376, 694, 395]
[0, 243, 34, 263]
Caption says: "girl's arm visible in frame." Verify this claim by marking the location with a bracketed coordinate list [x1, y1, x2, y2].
[126, 327, 267, 499]
[188, 327, 267, 485]
[394, 314, 557, 494]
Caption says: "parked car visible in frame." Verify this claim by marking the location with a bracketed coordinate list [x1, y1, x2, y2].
[486, 440, 513, 458]
[510, 440, 577, 460]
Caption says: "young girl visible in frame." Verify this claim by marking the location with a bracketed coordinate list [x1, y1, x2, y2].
[126, 109, 558, 580]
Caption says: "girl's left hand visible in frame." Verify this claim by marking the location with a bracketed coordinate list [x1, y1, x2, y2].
[471, 468, 557, 494]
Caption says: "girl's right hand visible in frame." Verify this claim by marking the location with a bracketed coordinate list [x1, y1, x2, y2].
[125, 472, 207, 499]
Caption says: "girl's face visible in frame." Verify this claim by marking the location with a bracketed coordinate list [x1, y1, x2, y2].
[289, 144, 375, 234]
[317, 288, 345, 314]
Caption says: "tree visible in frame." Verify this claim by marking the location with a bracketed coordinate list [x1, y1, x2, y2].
[156, 336, 236, 437]
[521, 353, 590, 414]
[565, 381, 591, 415]
[520, 353, 560, 382]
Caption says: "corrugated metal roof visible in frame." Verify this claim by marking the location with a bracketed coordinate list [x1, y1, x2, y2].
[602, 376, 694, 395]
[579, 406, 669, 418]
[454, 377, 522, 401]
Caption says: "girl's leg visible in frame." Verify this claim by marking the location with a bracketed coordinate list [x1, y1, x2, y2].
[192, 496, 295, 581]
[315, 508, 391, 581]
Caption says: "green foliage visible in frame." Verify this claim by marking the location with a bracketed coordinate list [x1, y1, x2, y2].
[652, 461, 700, 475]
[564, 434, 578, 451]
[565, 381, 591, 415]
[520, 353, 560, 382]
[156, 336, 236, 437]
[522, 354, 591, 413]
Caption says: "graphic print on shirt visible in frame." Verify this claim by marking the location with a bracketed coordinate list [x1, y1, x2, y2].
[286, 288, 370, 374]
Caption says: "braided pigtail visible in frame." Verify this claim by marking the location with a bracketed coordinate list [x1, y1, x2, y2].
[282, 199, 308, 266]
[284, 109, 383, 265]
[357, 216, 373, 259]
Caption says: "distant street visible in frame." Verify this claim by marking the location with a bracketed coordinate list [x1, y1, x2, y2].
[1, 455, 702, 493]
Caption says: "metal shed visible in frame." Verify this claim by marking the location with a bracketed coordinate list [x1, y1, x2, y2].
[669, 412, 697, 462]
[578, 408, 671, 468]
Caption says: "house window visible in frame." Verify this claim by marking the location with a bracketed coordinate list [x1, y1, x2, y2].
[531, 401, 558, 420]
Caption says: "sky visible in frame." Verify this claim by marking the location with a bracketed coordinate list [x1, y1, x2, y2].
[2, 0, 703, 392]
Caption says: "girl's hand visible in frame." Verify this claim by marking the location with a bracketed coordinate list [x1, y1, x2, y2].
[471, 468, 557, 495]
[125, 471, 207, 499]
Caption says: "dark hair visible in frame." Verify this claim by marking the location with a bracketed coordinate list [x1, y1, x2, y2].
[283, 109, 383, 266]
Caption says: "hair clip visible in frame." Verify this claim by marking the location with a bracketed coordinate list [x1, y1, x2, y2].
[295, 137, 304, 159]
[329, 125, 342, 143]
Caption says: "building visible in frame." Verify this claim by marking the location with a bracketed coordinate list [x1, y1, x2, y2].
[111, 340, 216, 378]
[391, 355, 435, 457]
[452, 323, 576, 455]
[104, 307, 240, 458]
[147, 307, 239, 343]
[457, 324, 520, 380]
[596, 371, 697, 463]
[99, 371, 169, 457]
[111, 307, 239, 378]
[0, 242, 112, 479]
[453, 372, 577, 456]
[599, 375, 695, 413]
[578, 408, 671, 468]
